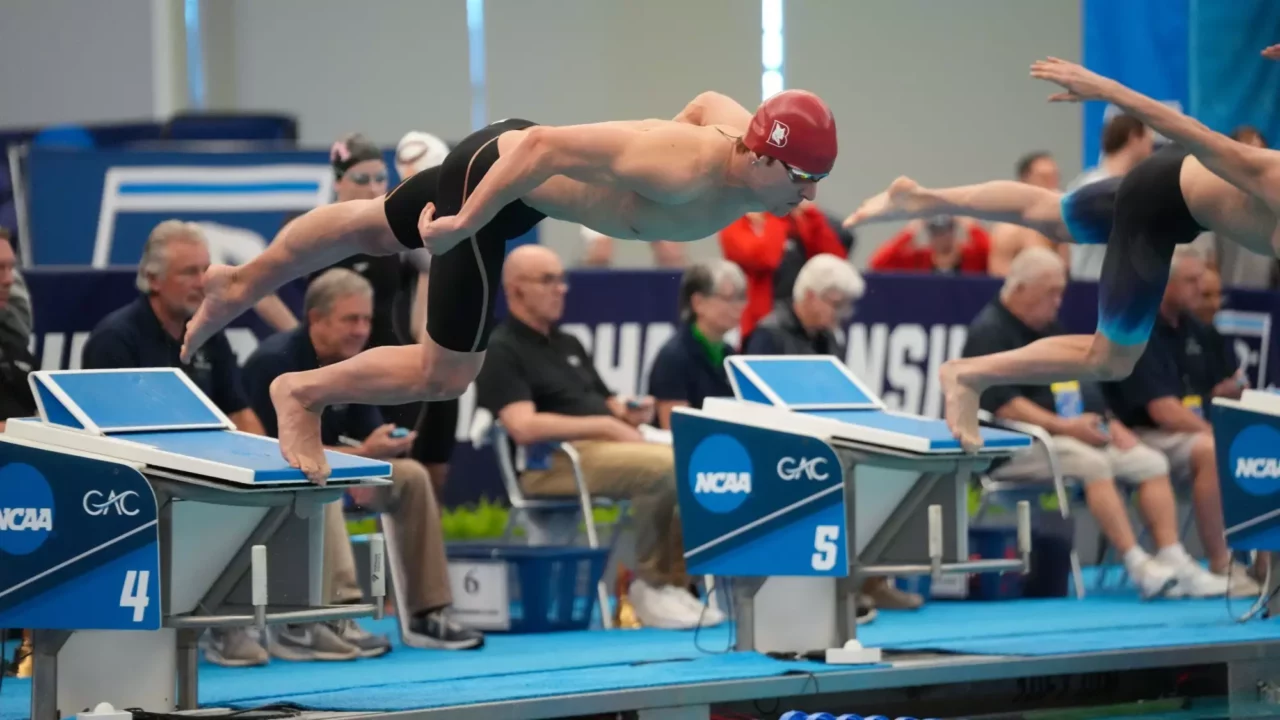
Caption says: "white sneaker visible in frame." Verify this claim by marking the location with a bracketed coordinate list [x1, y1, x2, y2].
[667, 585, 727, 627]
[629, 580, 718, 629]
[1225, 564, 1262, 598]
[1154, 547, 1230, 598]
[1129, 559, 1178, 600]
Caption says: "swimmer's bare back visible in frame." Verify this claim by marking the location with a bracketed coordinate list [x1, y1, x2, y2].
[424, 120, 761, 245]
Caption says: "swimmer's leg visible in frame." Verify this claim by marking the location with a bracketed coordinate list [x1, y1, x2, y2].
[273, 212, 508, 481]
[845, 177, 1072, 244]
[943, 198, 1172, 452]
[183, 198, 406, 361]
[270, 341, 482, 482]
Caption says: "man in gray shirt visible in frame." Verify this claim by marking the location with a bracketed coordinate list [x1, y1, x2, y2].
[1065, 114, 1153, 280]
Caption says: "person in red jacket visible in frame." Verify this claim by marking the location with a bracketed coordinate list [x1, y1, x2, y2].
[719, 201, 848, 340]
[868, 215, 991, 275]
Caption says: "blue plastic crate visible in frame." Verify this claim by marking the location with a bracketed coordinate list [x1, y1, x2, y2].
[446, 543, 610, 633]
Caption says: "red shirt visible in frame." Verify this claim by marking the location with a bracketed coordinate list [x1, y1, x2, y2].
[868, 224, 991, 274]
[719, 207, 847, 340]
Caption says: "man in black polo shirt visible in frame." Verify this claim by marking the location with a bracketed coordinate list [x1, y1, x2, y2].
[1106, 245, 1259, 597]
[649, 259, 746, 429]
[742, 253, 863, 356]
[0, 232, 35, 431]
[475, 245, 725, 631]
[965, 247, 1225, 599]
[82, 221, 264, 435]
[244, 268, 482, 658]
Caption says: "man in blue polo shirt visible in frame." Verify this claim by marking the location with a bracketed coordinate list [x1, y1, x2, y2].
[649, 260, 746, 429]
[244, 268, 483, 658]
[1106, 245, 1259, 597]
[83, 221, 264, 434]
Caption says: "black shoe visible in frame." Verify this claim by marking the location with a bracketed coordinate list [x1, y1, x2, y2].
[409, 610, 485, 650]
[330, 618, 392, 658]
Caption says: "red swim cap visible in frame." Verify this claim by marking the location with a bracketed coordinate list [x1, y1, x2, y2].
[743, 89, 837, 177]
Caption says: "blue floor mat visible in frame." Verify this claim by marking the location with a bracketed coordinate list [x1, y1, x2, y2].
[5, 595, 1279, 719]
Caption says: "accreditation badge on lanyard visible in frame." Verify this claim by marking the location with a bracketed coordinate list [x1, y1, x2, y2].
[1051, 381, 1084, 418]
[1182, 394, 1204, 419]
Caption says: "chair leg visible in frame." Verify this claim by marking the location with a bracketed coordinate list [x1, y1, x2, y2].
[703, 575, 720, 612]
[502, 508, 519, 544]
[1069, 549, 1086, 600]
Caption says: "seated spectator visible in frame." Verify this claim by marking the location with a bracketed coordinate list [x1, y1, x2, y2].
[244, 268, 483, 656]
[1105, 246, 1260, 597]
[744, 254, 864, 357]
[741, 254, 904, 618]
[475, 245, 724, 630]
[0, 228, 32, 351]
[0, 231, 35, 431]
[1195, 266, 1247, 395]
[719, 201, 848, 341]
[649, 260, 747, 429]
[988, 152, 1071, 276]
[1232, 125, 1267, 148]
[964, 248, 1225, 598]
[83, 220, 266, 433]
[867, 215, 990, 275]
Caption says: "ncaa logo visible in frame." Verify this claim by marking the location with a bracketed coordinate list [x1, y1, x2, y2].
[688, 434, 753, 514]
[1229, 424, 1280, 496]
[0, 463, 55, 556]
[768, 121, 789, 148]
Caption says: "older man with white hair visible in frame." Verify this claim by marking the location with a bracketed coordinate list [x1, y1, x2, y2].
[964, 247, 1227, 599]
[742, 253, 864, 356]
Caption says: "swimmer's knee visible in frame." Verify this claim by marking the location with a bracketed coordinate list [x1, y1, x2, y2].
[419, 344, 484, 400]
[1083, 335, 1143, 381]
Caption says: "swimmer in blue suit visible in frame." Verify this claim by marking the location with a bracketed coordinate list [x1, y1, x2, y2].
[846, 53, 1280, 451]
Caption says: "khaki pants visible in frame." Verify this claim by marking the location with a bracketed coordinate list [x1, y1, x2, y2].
[994, 435, 1170, 485]
[522, 441, 687, 588]
[324, 458, 452, 615]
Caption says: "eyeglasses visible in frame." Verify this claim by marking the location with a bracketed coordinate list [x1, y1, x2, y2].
[524, 273, 568, 288]
[344, 171, 388, 186]
[780, 161, 829, 183]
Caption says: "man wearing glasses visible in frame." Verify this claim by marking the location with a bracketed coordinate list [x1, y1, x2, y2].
[179, 90, 838, 483]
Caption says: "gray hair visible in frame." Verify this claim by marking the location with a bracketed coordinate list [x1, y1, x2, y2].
[792, 254, 865, 303]
[1172, 243, 1206, 266]
[305, 268, 373, 319]
[136, 220, 207, 293]
[1000, 246, 1065, 296]
[678, 259, 746, 322]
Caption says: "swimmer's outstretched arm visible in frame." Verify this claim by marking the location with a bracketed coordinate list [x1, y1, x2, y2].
[418, 124, 717, 246]
[674, 91, 752, 132]
[843, 176, 1072, 244]
[1032, 57, 1279, 203]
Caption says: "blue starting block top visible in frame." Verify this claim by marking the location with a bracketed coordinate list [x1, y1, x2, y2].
[13, 369, 390, 485]
[726, 355, 1032, 454]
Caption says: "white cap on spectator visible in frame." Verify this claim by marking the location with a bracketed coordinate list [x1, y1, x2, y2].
[395, 131, 450, 178]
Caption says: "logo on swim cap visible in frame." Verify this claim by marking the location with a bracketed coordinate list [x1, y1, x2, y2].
[744, 89, 837, 176]
[768, 121, 789, 148]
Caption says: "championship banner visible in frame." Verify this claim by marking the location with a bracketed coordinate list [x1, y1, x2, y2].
[1188, 1, 1280, 145]
[1081, 0, 1189, 168]
[23, 146, 535, 269]
[23, 268, 1280, 507]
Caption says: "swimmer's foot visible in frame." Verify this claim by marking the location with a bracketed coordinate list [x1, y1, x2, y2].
[182, 265, 253, 362]
[940, 359, 984, 454]
[270, 374, 330, 484]
[843, 176, 933, 228]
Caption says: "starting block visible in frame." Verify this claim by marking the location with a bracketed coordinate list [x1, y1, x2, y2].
[1212, 389, 1280, 618]
[0, 368, 393, 719]
[673, 356, 1035, 660]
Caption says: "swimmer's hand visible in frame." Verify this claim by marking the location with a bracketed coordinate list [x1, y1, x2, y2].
[1264, 44, 1280, 61]
[1030, 57, 1118, 103]
[417, 203, 471, 255]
